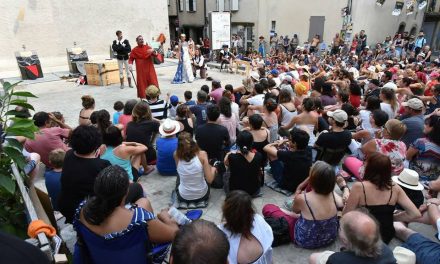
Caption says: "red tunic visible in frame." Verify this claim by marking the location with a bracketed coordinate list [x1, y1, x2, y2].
[128, 45, 159, 98]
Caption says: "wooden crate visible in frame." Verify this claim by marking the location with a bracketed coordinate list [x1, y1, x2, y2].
[84, 60, 119, 86]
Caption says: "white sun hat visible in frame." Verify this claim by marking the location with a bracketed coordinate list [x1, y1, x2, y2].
[159, 119, 183, 137]
[392, 169, 424, 191]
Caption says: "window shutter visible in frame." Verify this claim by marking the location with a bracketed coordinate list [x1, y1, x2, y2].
[231, 0, 239, 11]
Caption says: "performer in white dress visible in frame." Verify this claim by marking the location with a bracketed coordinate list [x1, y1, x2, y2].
[172, 34, 194, 84]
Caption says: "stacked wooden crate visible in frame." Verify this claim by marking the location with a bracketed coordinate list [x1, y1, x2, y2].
[84, 60, 119, 86]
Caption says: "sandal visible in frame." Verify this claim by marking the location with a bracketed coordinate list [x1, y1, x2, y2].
[143, 166, 155, 176]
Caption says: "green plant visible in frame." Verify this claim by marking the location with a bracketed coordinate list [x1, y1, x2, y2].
[0, 81, 38, 236]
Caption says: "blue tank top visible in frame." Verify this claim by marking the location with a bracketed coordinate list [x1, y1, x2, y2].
[101, 146, 134, 180]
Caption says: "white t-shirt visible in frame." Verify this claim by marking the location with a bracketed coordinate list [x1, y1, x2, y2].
[247, 94, 265, 106]
[359, 109, 372, 130]
[380, 102, 397, 119]
[219, 214, 273, 264]
[231, 102, 240, 121]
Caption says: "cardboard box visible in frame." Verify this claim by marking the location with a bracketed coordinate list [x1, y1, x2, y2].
[84, 60, 119, 86]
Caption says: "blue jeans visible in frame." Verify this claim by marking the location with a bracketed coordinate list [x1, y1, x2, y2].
[269, 160, 284, 185]
[402, 233, 440, 263]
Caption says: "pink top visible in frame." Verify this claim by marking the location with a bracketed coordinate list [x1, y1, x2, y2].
[118, 114, 133, 134]
[209, 88, 225, 104]
[218, 114, 239, 143]
[24, 127, 70, 166]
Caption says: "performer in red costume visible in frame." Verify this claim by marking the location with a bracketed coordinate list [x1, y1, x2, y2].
[128, 35, 159, 98]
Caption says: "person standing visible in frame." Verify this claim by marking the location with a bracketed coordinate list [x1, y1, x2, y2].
[112, 30, 133, 89]
[414, 31, 426, 55]
[128, 35, 159, 99]
[172, 34, 194, 84]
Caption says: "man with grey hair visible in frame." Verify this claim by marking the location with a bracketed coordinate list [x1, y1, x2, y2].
[310, 209, 396, 263]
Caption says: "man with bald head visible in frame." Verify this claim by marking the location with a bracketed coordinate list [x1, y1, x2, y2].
[310, 209, 396, 263]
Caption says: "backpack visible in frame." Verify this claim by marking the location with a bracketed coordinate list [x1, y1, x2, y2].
[264, 217, 291, 247]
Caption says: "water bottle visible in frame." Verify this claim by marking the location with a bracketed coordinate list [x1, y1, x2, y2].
[168, 207, 191, 225]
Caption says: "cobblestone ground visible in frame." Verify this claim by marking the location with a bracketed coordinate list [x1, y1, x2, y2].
[10, 59, 435, 263]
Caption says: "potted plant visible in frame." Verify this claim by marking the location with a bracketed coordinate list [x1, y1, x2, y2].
[0, 81, 39, 237]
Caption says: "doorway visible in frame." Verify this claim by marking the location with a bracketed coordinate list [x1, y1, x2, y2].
[309, 16, 325, 42]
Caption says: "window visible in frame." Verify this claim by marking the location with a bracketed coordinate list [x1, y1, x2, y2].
[231, 0, 239, 11]
[271, 21, 276, 31]
[179, 0, 184, 12]
[187, 0, 196, 12]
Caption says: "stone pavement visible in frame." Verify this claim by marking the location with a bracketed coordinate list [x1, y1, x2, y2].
[12, 60, 436, 263]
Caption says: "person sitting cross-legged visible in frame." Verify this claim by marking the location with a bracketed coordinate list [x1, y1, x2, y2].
[263, 128, 312, 192]
[263, 161, 341, 249]
[174, 132, 217, 207]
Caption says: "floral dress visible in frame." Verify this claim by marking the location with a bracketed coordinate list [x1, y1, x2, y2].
[375, 139, 407, 175]
[410, 137, 440, 181]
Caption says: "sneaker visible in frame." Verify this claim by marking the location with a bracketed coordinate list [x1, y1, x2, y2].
[120, 84, 124, 89]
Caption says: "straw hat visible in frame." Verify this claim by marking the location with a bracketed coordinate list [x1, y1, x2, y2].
[159, 119, 183, 137]
[392, 169, 424, 191]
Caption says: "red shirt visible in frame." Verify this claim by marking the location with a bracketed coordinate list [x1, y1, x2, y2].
[24, 127, 70, 166]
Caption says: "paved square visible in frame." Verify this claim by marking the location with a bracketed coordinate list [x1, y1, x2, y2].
[17, 60, 435, 263]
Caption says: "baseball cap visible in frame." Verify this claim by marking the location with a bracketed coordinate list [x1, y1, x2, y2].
[146, 85, 160, 98]
[270, 69, 279, 76]
[170, 95, 179, 105]
[327, 109, 348, 123]
[383, 82, 398, 90]
[402, 98, 424, 110]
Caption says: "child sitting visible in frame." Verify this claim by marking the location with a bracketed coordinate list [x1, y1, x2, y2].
[169, 95, 179, 120]
[113, 101, 124, 125]
[44, 149, 65, 210]
[184, 90, 196, 106]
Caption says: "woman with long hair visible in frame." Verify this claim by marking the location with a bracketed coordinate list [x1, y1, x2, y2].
[380, 87, 399, 119]
[126, 101, 159, 175]
[278, 89, 297, 127]
[174, 132, 216, 205]
[219, 191, 273, 264]
[118, 99, 138, 135]
[224, 131, 263, 196]
[281, 98, 318, 147]
[343, 152, 421, 244]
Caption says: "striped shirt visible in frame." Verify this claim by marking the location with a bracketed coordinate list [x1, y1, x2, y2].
[143, 99, 168, 120]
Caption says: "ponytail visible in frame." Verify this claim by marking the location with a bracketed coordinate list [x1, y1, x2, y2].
[240, 146, 250, 156]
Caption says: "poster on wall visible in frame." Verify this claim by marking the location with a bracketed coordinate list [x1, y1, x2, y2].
[392, 0, 405, 15]
[376, 0, 386, 6]
[406, 0, 415, 15]
[209, 12, 231, 50]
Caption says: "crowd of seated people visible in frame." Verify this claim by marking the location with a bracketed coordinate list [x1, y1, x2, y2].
[5, 29, 440, 264]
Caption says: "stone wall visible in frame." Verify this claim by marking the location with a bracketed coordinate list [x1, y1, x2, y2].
[0, 0, 170, 72]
